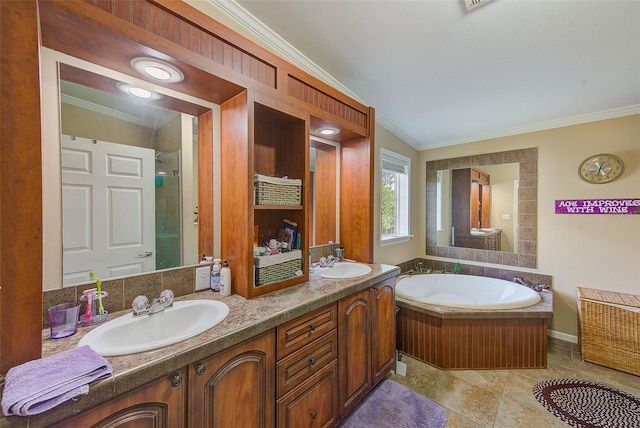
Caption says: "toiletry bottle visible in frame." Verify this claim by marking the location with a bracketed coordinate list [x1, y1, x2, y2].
[211, 259, 222, 291]
[220, 260, 232, 296]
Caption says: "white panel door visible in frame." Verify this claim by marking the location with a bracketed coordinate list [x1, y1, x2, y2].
[62, 135, 156, 285]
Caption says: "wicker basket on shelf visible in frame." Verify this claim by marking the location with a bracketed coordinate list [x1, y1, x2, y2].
[254, 250, 303, 287]
[576, 287, 640, 376]
[254, 174, 302, 206]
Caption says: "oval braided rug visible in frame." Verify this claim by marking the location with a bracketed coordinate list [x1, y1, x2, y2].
[532, 378, 640, 428]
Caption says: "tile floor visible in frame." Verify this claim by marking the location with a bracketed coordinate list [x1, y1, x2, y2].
[389, 337, 640, 427]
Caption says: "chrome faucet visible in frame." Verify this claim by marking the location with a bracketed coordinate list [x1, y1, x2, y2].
[132, 289, 174, 316]
[319, 255, 337, 268]
[513, 276, 550, 292]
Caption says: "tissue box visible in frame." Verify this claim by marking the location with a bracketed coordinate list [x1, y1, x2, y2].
[255, 250, 302, 286]
[254, 174, 302, 206]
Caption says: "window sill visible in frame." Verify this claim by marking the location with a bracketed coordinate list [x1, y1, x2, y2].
[378, 235, 413, 247]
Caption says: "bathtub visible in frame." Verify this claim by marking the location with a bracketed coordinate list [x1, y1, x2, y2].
[395, 273, 552, 370]
[396, 273, 541, 309]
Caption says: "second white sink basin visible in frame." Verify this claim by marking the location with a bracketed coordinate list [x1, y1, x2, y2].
[320, 262, 372, 279]
[78, 300, 229, 356]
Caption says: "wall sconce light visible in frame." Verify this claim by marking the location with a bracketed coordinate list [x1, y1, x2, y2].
[130, 57, 184, 83]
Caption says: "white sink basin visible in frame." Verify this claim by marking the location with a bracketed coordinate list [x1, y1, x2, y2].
[320, 262, 372, 279]
[78, 300, 229, 356]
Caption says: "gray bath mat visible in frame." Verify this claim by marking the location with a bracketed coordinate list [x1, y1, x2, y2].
[339, 379, 448, 428]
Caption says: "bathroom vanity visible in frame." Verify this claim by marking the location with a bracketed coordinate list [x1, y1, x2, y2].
[12, 265, 398, 428]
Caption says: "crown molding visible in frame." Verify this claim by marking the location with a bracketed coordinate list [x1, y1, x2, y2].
[417, 104, 640, 151]
[206, 0, 365, 105]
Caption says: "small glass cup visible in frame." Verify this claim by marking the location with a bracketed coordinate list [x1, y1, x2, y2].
[48, 302, 81, 339]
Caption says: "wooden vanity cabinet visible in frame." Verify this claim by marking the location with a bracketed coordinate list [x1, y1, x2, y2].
[276, 304, 338, 428]
[337, 278, 396, 420]
[51, 369, 187, 427]
[370, 279, 397, 386]
[188, 330, 276, 428]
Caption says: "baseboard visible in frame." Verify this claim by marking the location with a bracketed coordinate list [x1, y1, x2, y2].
[548, 329, 578, 344]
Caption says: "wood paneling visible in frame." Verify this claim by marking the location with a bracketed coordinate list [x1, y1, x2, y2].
[220, 91, 251, 297]
[0, 0, 43, 374]
[39, 1, 245, 105]
[88, 0, 277, 89]
[397, 308, 547, 370]
[340, 135, 374, 263]
[288, 76, 367, 129]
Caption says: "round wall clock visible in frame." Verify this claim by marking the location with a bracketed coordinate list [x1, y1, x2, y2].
[578, 153, 625, 184]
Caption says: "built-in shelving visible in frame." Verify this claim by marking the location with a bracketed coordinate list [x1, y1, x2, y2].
[222, 90, 309, 298]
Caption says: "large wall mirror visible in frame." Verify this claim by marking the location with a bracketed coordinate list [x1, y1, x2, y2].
[41, 48, 221, 289]
[426, 148, 538, 268]
[309, 135, 340, 246]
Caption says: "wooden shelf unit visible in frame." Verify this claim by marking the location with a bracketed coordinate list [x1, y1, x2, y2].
[222, 90, 310, 299]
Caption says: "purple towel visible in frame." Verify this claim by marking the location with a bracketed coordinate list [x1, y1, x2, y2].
[1, 345, 112, 417]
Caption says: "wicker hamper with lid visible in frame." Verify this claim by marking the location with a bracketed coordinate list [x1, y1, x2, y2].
[576, 287, 640, 376]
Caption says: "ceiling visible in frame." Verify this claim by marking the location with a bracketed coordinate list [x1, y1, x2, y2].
[211, 0, 639, 150]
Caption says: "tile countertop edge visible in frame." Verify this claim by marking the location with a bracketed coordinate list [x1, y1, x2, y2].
[395, 289, 553, 319]
[0, 263, 400, 428]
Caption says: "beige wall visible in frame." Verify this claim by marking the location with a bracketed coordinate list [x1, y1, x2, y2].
[418, 114, 640, 338]
[373, 124, 421, 264]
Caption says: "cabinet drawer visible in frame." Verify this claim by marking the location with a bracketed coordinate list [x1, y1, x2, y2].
[277, 304, 337, 359]
[277, 330, 337, 397]
[277, 360, 338, 428]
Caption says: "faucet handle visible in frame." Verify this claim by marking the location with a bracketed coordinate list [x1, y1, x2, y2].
[160, 289, 174, 307]
[132, 295, 149, 316]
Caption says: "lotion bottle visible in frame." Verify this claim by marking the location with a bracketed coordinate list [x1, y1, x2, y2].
[219, 260, 232, 296]
[210, 259, 221, 291]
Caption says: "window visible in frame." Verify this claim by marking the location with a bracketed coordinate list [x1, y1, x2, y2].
[380, 148, 411, 246]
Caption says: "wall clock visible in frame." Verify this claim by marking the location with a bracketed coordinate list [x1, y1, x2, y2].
[578, 153, 624, 184]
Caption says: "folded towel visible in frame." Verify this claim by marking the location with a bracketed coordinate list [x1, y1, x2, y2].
[1, 345, 112, 417]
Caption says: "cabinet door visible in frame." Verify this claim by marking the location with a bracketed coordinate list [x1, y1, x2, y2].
[277, 360, 338, 428]
[337, 289, 371, 419]
[52, 370, 187, 428]
[189, 330, 276, 428]
[371, 279, 396, 386]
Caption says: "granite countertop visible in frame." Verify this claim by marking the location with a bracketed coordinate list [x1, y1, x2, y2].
[0, 263, 400, 428]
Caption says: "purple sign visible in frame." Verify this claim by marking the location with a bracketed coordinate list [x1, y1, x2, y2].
[555, 198, 640, 215]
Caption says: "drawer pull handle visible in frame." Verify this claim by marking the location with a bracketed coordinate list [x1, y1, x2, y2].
[171, 374, 182, 388]
[310, 410, 317, 419]
[309, 323, 317, 331]
[309, 358, 317, 367]
[196, 364, 206, 375]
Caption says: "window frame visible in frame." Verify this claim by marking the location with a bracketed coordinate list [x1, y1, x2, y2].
[379, 148, 412, 247]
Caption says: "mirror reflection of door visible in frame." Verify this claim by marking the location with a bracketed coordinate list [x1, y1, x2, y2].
[62, 135, 156, 285]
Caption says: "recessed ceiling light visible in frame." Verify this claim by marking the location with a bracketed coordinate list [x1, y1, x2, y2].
[315, 126, 340, 136]
[116, 82, 162, 100]
[130, 57, 184, 83]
